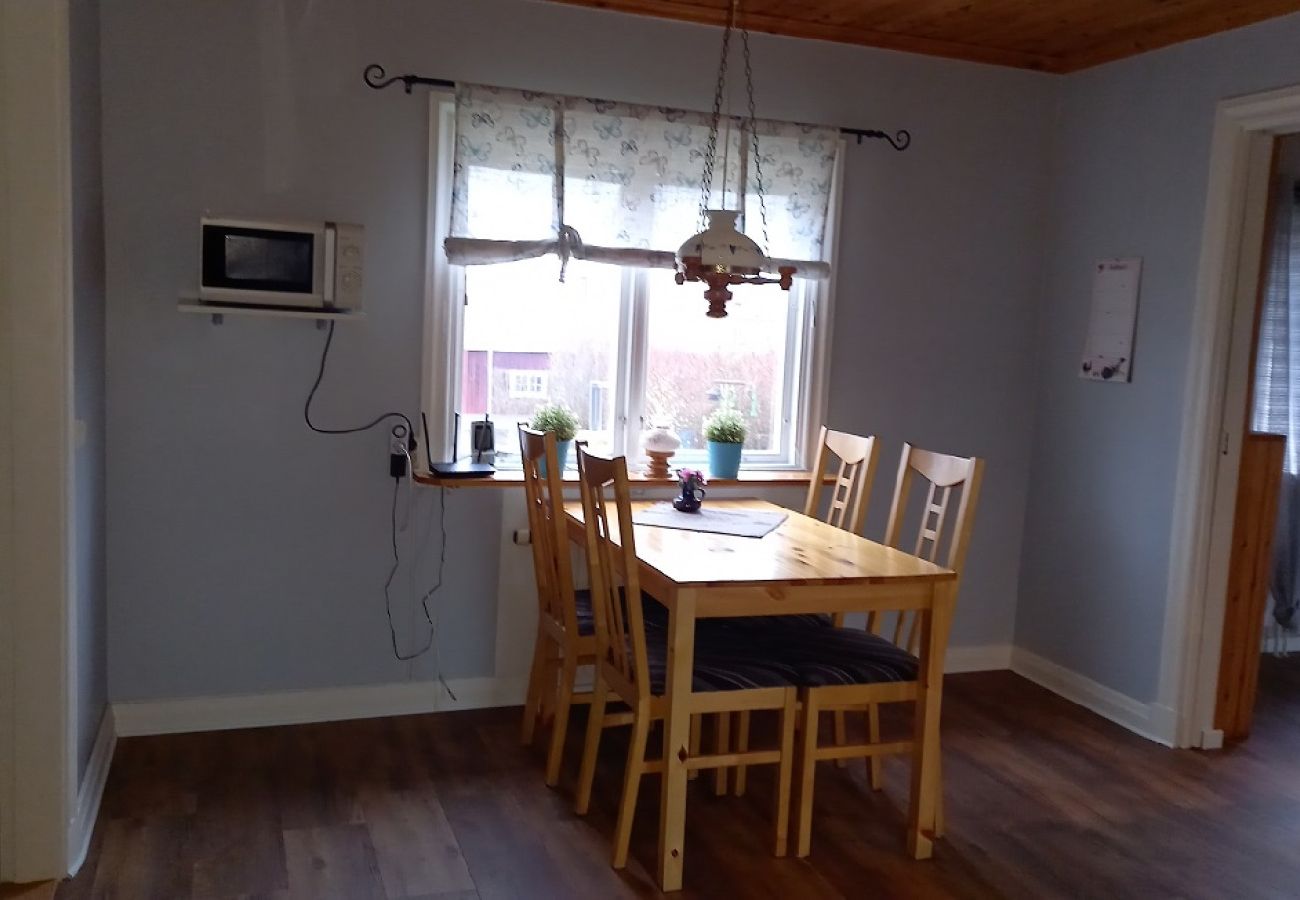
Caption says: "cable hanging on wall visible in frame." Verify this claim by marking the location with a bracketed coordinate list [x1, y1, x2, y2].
[304, 320, 451, 687]
[361, 63, 912, 150]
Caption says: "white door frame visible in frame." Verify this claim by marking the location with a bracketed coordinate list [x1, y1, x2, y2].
[0, 0, 77, 882]
[1159, 84, 1300, 749]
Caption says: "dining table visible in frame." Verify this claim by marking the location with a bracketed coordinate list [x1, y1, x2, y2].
[561, 496, 959, 892]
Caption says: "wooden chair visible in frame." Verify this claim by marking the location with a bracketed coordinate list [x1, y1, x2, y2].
[570, 444, 801, 867]
[803, 425, 880, 533]
[518, 426, 596, 787]
[795, 443, 984, 857]
[731, 424, 881, 794]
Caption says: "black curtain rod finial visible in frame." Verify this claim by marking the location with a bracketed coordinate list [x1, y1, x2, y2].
[844, 127, 911, 151]
[364, 63, 454, 94]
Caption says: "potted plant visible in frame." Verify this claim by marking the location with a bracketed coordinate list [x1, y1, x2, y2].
[530, 403, 579, 475]
[703, 408, 746, 479]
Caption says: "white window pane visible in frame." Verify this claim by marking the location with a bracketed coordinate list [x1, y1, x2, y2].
[460, 258, 620, 465]
[643, 270, 792, 458]
[462, 168, 554, 241]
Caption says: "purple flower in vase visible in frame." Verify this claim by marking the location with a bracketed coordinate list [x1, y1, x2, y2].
[673, 468, 707, 513]
[676, 468, 707, 487]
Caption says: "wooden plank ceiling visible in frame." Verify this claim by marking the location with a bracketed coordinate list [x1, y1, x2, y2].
[545, 0, 1300, 72]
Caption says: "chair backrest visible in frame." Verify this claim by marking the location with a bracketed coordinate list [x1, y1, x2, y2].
[575, 444, 651, 702]
[518, 425, 579, 637]
[875, 443, 985, 654]
[803, 425, 880, 534]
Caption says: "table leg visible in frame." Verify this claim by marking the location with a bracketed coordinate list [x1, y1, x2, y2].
[657, 590, 696, 891]
[908, 582, 955, 859]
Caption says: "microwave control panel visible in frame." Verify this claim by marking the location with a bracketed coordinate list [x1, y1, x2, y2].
[332, 222, 364, 310]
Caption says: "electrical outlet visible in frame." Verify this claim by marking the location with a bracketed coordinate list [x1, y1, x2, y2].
[389, 423, 410, 479]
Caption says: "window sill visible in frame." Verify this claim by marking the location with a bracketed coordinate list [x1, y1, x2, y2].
[413, 468, 830, 490]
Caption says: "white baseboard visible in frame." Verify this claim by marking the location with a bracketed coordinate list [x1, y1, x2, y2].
[945, 643, 1013, 673]
[111, 643, 1013, 741]
[1010, 647, 1175, 746]
[113, 676, 528, 738]
[68, 707, 116, 876]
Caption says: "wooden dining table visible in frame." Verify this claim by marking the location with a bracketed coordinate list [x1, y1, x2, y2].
[562, 497, 959, 891]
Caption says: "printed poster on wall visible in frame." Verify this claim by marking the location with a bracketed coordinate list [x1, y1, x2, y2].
[1080, 257, 1142, 382]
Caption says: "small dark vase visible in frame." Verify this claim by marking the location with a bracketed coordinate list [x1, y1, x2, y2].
[673, 476, 705, 513]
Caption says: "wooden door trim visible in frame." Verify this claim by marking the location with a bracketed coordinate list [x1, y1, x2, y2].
[1213, 433, 1286, 740]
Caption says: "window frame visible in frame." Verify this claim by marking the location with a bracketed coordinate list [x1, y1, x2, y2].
[422, 94, 840, 472]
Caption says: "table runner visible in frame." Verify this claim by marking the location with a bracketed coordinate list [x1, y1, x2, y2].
[631, 502, 787, 538]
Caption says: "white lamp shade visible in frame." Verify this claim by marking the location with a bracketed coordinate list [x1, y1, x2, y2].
[676, 210, 764, 273]
[644, 425, 682, 453]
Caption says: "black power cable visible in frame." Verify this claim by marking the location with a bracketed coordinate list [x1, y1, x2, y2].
[305, 319, 448, 668]
[383, 480, 448, 662]
[304, 320, 413, 438]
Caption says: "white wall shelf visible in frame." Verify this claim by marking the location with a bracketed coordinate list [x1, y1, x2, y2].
[178, 299, 364, 327]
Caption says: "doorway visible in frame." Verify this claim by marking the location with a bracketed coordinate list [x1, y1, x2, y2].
[1234, 132, 1300, 738]
[1161, 84, 1300, 750]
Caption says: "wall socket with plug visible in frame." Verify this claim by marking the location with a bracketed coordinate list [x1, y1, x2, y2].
[389, 423, 410, 479]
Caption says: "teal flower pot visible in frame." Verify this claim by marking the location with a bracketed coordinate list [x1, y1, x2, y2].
[539, 439, 573, 477]
[707, 441, 743, 479]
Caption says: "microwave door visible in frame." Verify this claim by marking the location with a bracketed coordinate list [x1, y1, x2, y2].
[201, 224, 324, 306]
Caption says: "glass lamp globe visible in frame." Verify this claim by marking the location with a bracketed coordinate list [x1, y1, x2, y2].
[676, 210, 764, 275]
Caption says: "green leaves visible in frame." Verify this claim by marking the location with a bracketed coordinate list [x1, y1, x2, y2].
[704, 408, 746, 444]
[530, 403, 579, 441]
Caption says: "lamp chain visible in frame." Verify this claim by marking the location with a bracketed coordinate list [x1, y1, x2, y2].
[698, 0, 736, 230]
[740, 18, 770, 256]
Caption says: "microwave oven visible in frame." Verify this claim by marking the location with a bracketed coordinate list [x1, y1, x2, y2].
[199, 217, 364, 310]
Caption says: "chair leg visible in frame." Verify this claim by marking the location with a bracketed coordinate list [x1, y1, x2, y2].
[538, 651, 559, 724]
[733, 711, 751, 797]
[795, 692, 820, 858]
[612, 702, 651, 870]
[832, 710, 848, 769]
[866, 703, 884, 790]
[574, 679, 608, 815]
[545, 656, 577, 787]
[773, 690, 797, 857]
[688, 713, 702, 781]
[934, 757, 945, 838]
[520, 629, 548, 745]
[713, 712, 730, 796]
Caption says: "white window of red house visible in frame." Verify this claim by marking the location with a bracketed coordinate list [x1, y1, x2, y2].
[423, 88, 842, 470]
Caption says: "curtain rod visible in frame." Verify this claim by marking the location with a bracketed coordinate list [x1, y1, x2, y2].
[362, 64, 911, 151]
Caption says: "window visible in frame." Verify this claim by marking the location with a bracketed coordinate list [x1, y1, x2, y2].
[507, 371, 549, 399]
[423, 91, 840, 470]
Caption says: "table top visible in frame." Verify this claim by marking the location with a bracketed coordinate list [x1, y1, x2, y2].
[563, 498, 955, 589]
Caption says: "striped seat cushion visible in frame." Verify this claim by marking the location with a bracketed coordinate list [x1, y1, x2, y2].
[573, 589, 597, 636]
[716, 613, 834, 631]
[642, 618, 799, 693]
[775, 627, 919, 687]
[572, 589, 667, 637]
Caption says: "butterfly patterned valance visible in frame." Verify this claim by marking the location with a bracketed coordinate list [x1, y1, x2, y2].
[444, 83, 838, 279]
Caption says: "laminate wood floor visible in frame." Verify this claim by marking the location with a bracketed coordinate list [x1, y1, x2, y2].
[58, 669, 1300, 899]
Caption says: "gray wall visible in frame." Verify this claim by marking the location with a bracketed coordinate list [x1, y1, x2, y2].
[100, 0, 1054, 702]
[70, 0, 108, 777]
[1016, 13, 1300, 702]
